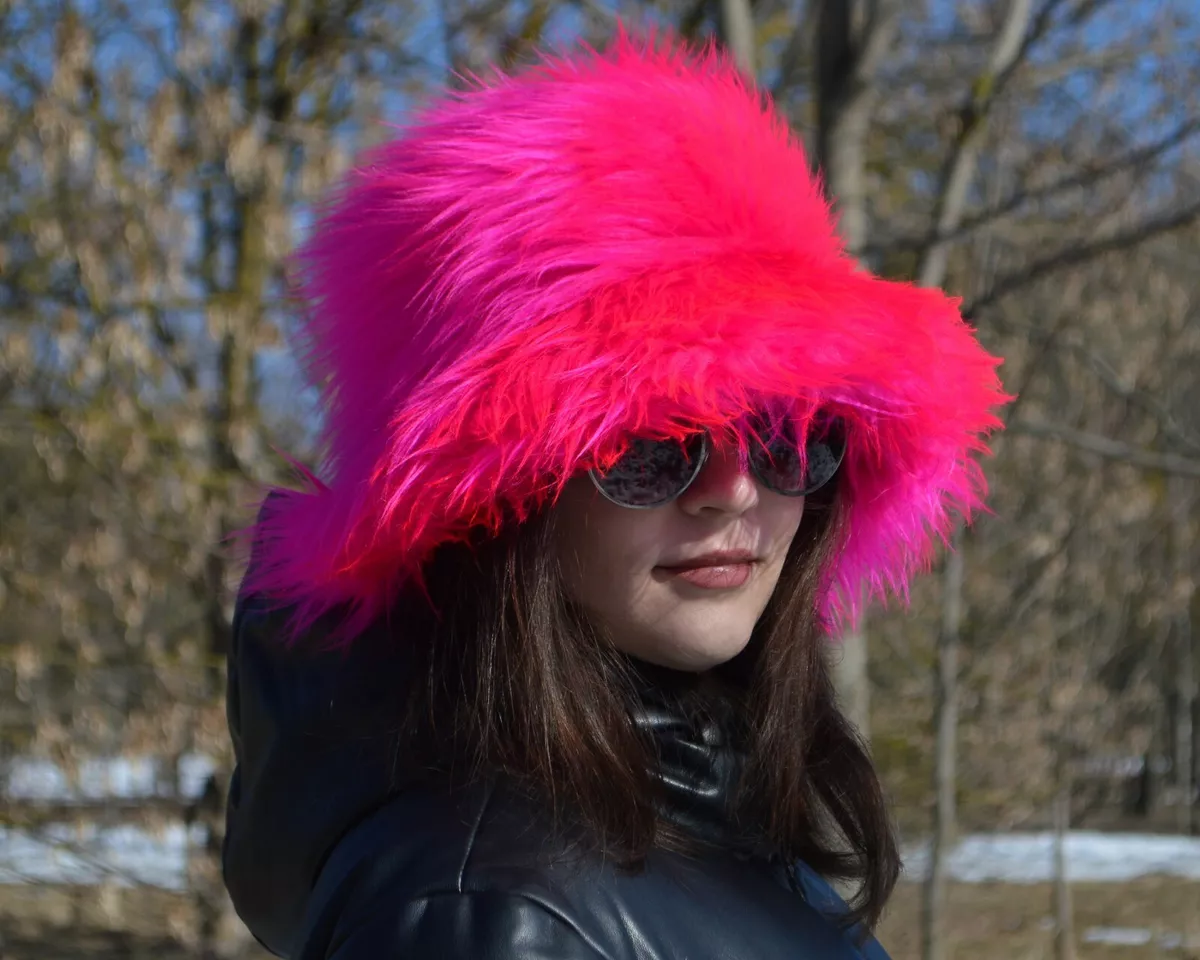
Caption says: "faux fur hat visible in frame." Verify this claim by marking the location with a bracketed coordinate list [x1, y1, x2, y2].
[239, 29, 1011, 643]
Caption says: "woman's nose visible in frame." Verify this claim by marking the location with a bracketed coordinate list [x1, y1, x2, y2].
[675, 442, 758, 516]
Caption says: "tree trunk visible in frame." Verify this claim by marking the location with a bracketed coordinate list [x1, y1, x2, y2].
[916, 0, 1034, 289]
[1168, 475, 1196, 833]
[814, 0, 899, 743]
[922, 529, 963, 960]
[1052, 784, 1077, 960]
[718, 0, 756, 76]
[1177, 617, 1196, 833]
[815, 1, 898, 259]
[832, 594, 871, 739]
[915, 6, 1035, 956]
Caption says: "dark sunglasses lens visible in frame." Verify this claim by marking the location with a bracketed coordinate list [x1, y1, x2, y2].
[592, 434, 706, 507]
[750, 418, 845, 496]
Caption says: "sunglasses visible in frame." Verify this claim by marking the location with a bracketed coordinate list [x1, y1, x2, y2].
[588, 414, 846, 509]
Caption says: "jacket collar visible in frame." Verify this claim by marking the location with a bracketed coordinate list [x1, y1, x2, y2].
[625, 657, 773, 858]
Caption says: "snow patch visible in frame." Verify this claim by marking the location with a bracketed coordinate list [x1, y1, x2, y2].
[902, 831, 1200, 883]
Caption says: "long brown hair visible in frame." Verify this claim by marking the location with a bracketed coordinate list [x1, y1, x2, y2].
[391, 480, 900, 931]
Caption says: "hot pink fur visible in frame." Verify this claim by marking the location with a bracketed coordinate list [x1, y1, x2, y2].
[237, 29, 1012, 644]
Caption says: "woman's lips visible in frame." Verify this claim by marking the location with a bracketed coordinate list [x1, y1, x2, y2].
[656, 562, 755, 589]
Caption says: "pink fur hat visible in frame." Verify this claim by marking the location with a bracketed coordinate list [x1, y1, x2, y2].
[240, 30, 1011, 643]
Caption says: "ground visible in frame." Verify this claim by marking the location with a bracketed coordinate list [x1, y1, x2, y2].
[0, 879, 1196, 958]
[878, 878, 1200, 959]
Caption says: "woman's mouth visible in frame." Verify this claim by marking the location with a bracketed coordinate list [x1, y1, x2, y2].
[663, 563, 754, 588]
[654, 554, 758, 589]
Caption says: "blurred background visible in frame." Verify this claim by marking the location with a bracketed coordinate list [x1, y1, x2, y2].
[1, 0, 1198, 957]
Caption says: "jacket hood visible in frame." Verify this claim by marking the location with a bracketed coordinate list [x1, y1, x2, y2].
[238, 29, 1011, 643]
[225, 597, 781, 956]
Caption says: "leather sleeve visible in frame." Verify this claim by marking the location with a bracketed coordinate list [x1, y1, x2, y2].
[324, 890, 609, 960]
[791, 863, 893, 960]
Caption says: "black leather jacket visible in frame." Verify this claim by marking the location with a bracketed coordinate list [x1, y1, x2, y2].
[223, 596, 893, 959]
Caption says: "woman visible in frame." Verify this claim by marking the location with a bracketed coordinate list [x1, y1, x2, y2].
[222, 30, 1009, 960]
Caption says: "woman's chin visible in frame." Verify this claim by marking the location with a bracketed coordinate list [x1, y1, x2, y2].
[625, 625, 754, 673]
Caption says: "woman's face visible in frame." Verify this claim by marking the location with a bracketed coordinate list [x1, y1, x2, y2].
[552, 439, 806, 672]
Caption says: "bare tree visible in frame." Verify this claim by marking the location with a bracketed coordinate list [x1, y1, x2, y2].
[1168, 474, 1197, 833]
[719, 0, 758, 74]
[916, 3, 1037, 956]
[813, 0, 900, 741]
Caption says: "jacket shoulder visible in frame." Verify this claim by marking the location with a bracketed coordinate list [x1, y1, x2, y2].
[316, 888, 609, 960]
[296, 778, 609, 959]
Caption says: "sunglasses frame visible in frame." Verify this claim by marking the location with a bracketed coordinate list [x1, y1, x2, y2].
[587, 420, 846, 510]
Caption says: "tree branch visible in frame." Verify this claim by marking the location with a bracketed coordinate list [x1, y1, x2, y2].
[916, 0, 1037, 289]
[963, 199, 1200, 319]
[1055, 334, 1200, 456]
[869, 117, 1200, 260]
[1008, 420, 1200, 477]
[987, 312, 1200, 457]
[815, 0, 900, 254]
